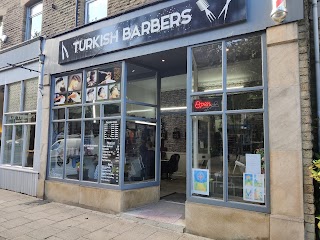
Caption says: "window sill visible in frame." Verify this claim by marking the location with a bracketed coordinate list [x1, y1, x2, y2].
[0, 165, 38, 174]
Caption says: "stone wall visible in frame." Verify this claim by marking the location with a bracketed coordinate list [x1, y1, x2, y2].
[0, 0, 164, 50]
[0, 0, 26, 49]
[300, 0, 316, 239]
[161, 89, 187, 153]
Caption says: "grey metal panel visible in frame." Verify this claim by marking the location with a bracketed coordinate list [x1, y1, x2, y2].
[0, 62, 39, 85]
[44, 0, 303, 74]
[0, 40, 41, 69]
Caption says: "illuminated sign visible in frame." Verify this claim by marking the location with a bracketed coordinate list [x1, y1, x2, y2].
[193, 98, 221, 112]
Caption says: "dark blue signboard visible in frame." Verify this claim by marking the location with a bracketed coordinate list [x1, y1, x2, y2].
[59, 0, 246, 64]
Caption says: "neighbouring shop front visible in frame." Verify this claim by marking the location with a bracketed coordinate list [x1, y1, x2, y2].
[41, 0, 306, 239]
[0, 38, 45, 197]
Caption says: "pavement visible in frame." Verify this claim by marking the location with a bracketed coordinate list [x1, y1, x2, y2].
[0, 189, 211, 240]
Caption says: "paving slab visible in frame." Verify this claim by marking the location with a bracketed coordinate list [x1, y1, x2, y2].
[0, 189, 213, 240]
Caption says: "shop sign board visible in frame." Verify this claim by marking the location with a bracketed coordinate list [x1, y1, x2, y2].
[193, 98, 221, 112]
[59, 0, 246, 64]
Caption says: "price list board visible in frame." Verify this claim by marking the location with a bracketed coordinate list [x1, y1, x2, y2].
[101, 120, 120, 184]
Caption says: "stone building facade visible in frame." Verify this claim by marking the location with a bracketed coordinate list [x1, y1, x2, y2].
[0, 0, 318, 239]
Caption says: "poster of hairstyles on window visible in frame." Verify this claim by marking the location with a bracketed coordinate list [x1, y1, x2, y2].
[86, 70, 97, 87]
[98, 68, 115, 85]
[86, 87, 96, 102]
[55, 76, 67, 94]
[68, 73, 82, 91]
[97, 86, 108, 100]
[54, 93, 66, 106]
[109, 84, 120, 100]
[68, 91, 81, 104]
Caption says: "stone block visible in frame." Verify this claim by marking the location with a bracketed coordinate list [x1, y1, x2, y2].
[79, 186, 122, 213]
[305, 214, 315, 224]
[185, 202, 269, 240]
[270, 215, 304, 240]
[45, 181, 80, 205]
[268, 43, 299, 88]
[304, 203, 315, 215]
[270, 151, 304, 218]
[267, 22, 298, 46]
[121, 186, 160, 211]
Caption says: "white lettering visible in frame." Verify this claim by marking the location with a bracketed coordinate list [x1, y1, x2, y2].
[160, 14, 170, 30]
[151, 18, 160, 33]
[79, 40, 86, 52]
[141, 21, 151, 35]
[102, 33, 110, 46]
[73, 41, 80, 53]
[131, 25, 141, 39]
[123, 27, 131, 41]
[86, 38, 93, 50]
[170, 12, 181, 28]
[110, 30, 119, 43]
[181, 9, 192, 25]
[92, 36, 100, 48]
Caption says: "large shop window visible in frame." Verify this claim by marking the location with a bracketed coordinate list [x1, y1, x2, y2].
[49, 62, 158, 188]
[1, 79, 38, 168]
[190, 34, 268, 211]
[49, 63, 122, 184]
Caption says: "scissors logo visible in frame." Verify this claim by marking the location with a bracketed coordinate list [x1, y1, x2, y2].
[196, 0, 233, 23]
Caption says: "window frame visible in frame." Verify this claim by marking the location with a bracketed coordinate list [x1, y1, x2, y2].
[85, 0, 108, 24]
[0, 79, 38, 168]
[25, 1, 43, 40]
[186, 33, 270, 213]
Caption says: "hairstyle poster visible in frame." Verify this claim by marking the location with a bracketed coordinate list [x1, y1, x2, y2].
[192, 168, 209, 196]
[68, 73, 83, 91]
[86, 70, 97, 87]
[86, 87, 96, 102]
[108, 84, 120, 100]
[55, 76, 67, 94]
[98, 68, 116, 85]
[97, 86, 108, 100]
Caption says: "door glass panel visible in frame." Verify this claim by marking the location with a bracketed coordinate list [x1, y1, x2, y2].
[3, 126, 13, 164]
[192, 115, 223, 199]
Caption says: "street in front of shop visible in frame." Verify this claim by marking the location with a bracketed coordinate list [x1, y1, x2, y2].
[0, 189, 210, 240]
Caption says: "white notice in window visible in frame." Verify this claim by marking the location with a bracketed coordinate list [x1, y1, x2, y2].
[245, 154, 261, 174]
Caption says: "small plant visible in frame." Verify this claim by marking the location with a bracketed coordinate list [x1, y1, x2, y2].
[309, 159, 320, 182]
[309, 154, 320, 235]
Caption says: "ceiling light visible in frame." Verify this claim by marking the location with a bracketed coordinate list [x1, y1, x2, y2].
[161, 59, 165, 62]
[161, 106, 187, 111]
[132, 69, 135, 73]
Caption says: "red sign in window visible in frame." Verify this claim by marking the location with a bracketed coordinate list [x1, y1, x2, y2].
[192, 98, 221, 112]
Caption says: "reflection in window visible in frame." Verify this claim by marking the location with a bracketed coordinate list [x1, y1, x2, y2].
[83, 121, 100, 182]
[127, 64, 157, 104]
[3, 126, 13, 165]
[227, 91, 263, 110]
[227, 36, 262, 88]
[7, 82, 21, 113]
[24, 79, 38, 111]
[49, 122, 65, 178]
[65, 121, 82, 180]
[86, 0, 108, 23]
[227, 113, 264, 204]
[192, 115, 223, 199]
[25, 125, 35, 167]
[27, 2, 43, 40]
[125, 121, 156, 183]
[192, 43, 222, 92]
[13, 125, 23, 166]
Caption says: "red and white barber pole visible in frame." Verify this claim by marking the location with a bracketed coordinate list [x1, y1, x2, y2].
[271, 0, 287, 23]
